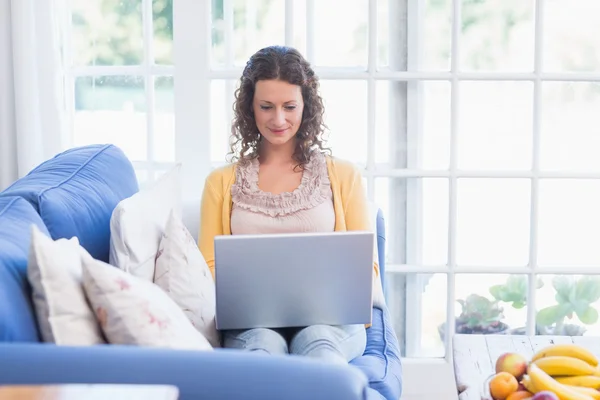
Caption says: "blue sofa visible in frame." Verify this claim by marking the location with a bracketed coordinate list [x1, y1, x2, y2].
[0, 144, 402, 400]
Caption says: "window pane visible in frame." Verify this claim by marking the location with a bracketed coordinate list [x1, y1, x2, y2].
[538, 180, 600, 268]
[536, 275, 600, 336]
[73, 76, 147, 161]
[210, 80, 237, 163]
[460, 0, 535, 71]
[320, 80, 367, 166]
[455, 274, 528, 335]
[543, 1, 600, 72]
[211, 0, 286, 67]
[312, 0, 368, 67]
[540, 82, 600, 172]
[422, 0, 452, 71]
[135, 169, 150, 189]
[394, 273, 447, 358]
[378, 0, 452, 71]
[456, 179, 530, 266]
[153, 0, 173, 65]
[457, 81, 533, 170]
[375, 178, 449, 266]
[71, 0, 143, 66]
[154, 76, 175, 162]
[375, 81, 451, 169]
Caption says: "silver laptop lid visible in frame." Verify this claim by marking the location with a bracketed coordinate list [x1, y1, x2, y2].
[214, 231, 374, 330]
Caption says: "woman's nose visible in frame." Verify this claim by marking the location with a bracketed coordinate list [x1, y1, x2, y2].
[273, 109, 285, 125]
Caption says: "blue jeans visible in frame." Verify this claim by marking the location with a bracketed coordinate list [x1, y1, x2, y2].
[223, 324, 367, 365]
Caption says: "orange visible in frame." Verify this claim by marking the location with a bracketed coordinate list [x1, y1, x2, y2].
[506, 391, 533, 400]
[489, 372, 519, 400]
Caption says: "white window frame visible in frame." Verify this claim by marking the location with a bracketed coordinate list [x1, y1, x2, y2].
[60, 0, 600, 362]
[61, 0, 184, 188]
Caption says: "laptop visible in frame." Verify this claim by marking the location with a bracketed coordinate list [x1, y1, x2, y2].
[214, 231, 374, 331]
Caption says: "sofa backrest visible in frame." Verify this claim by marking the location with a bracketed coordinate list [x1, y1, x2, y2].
[0, 144, 139, 263]
[0, 197, 48, 342]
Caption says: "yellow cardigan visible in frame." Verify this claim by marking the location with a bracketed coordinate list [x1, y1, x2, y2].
[198, 156, 381, 327]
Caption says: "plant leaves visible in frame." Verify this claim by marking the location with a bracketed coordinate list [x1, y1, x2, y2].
[490, 276, 528, 307]
[576, 277, 600, 304]
[577, 306, 599, 325]
[552, 276, 573, 299]
[507, 275, 526, 294]
[555, 291, 569, 304]
[536, 277, 544, 289]
[489, 285, 505, 301]
[512, 301, 525, 309]
[536, 303, 571, 326]
[573, 299, 590, 316]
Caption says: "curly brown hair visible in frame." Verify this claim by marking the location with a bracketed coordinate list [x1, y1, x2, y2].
[228, 45, 330, 169]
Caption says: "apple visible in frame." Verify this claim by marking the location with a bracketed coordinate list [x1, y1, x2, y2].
[531, 391, 559, 400]
[495, 352, 528, 380]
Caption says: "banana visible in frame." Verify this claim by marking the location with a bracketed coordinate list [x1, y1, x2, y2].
[521, 374, 537, 393]
[532, 344, 599, 367]
[565, 386, 600, 400]
[556, 375, 600, 389]
[528, 363, 595, 400]
[533, 356, 599, 377]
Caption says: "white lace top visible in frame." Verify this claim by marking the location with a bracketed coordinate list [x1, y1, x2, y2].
[230, 151, 335, 235]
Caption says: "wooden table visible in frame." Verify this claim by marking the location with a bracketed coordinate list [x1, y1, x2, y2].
[0, 384, 179, 400]
[452, 334, 600, 400]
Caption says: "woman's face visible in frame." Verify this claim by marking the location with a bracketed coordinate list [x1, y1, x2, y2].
[252, 79, 304, 150]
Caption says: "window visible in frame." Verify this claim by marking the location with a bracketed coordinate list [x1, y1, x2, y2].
[62, 0, 600, 360]
[63, 0, 175, 187]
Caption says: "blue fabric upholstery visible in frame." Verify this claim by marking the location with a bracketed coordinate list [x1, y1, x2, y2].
[0, 343, 369, 400]
[0, 145, 138, 262]
[352, 307, 402, 400]
[0, 143, 402, 400]
[0, 197, 48, 342]
[375, 208, 386, 295]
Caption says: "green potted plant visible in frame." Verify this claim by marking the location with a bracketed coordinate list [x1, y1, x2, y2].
[536, 276, 600, 335]
[489, 275, 542, 335]
[438, 293, 508, 341]
[489, 275, 600, 336]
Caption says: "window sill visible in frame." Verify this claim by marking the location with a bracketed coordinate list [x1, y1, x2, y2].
[400, 358, 458, 400]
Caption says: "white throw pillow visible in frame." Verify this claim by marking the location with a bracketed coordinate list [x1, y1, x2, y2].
[154, 210, 220, 347]
[81, 249, 212, 351]
[109, 164, 182, 281]
[27, 225, 105, 345]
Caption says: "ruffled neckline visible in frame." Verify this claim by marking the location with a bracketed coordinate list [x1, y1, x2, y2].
[231, 151, 331, 217]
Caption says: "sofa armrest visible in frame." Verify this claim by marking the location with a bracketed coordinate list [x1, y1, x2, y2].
[0, 344, 368, 400]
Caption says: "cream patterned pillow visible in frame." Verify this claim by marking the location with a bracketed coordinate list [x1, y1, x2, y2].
[154, 210, 220, 347]
[109, 164, 182, 281]
[81, 249, 212, 351]
[27, 225, 105, 345]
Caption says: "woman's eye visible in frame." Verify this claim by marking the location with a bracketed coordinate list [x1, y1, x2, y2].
[285, 106, 296, 111]
[260, 105, 272, 110]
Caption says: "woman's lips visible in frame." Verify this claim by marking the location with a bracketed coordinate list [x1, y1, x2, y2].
[270, 128, 288, 135]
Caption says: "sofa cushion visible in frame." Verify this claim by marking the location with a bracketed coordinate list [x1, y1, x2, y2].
[27, 225, 105, 345]
[109, 164, 181, 281]
[0, 144, 139, 263]
[154, 209, 220, 348]
[0, 197, 48, 342]
[351, 307, 403, 400]
[81, 249, 213, 351]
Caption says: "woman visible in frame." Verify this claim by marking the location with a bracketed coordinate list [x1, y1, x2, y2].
[199, 45, 384, 364]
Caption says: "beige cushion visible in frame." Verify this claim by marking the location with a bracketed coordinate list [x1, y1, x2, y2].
[82, 249, 212, 351]
[154, 210, 220, 347]
[109, 164, 182, 281]
[27, 225, 105, 345]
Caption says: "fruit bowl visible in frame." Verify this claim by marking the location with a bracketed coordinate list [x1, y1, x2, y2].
[481, 374, 494, 400]
[480, 343, 600, 400]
